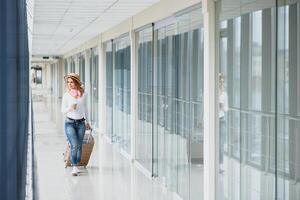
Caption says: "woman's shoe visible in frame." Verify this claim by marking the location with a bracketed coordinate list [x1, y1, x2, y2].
[71, 166, 78, 176]
[75, 166, 80, 174]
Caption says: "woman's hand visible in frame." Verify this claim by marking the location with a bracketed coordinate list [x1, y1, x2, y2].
[68, 104, 77, 112]
[71, 104, 77, 110]
[85, 123, 92, 130]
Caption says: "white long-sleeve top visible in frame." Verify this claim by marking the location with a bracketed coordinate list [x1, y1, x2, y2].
[61, 92, 89, 122]
[219, 91, 228, 118]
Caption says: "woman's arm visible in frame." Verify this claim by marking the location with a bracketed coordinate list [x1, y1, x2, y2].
[84, 93, 91, 129]
[61, 93, 72, 114]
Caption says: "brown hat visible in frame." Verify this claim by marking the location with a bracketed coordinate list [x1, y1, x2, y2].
[64, 73, 81, 84]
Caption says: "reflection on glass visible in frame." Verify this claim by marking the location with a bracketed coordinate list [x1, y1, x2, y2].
[217, 0, 300, 199]
[79, 53, 85, 83]
[154, 8, 203, 200]
[136, 27, 153, 172]
[36, 69, 42, 84]
[64, 59, 68, 75]
[251, 11, 262, 111]
[277, 2, 300, 200]
[105, 42, 113, 139]
[90, 48, 99, 128]
[233, 17, 240, 107]
[113, 36, 131, 154]
[70, 58, 75, 73]
[219, 73, 228, 169]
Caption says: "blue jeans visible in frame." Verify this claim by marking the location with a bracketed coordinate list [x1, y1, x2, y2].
[65, 118, 86, 166]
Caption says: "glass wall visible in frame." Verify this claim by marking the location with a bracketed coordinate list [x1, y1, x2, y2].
[78, 53, 85, 83]
[277, 1, 300, 199]
[50, 63, 56, 95]
[70, 58, 75, 73]
[136, 27, 153, 172]
[105, 41, 114, 139]
[217, 0, 300, 199]
[90, 48, 99, 128]
[113, 35, 131, 154]
[153, 7, 204, 200]
[64, 59, 68, 76]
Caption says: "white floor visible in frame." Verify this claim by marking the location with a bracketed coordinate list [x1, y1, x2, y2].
[33, 94, 177, 200]
[32, 87, 300, 200]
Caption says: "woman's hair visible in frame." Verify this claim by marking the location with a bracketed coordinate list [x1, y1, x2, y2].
[67, 77, 84, 94]
[219, 73, 224, 82]
[219, 73, 225, 89]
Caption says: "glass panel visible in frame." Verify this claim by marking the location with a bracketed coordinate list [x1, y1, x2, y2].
[70, 58, 75, 73]
[277, 1, 300, 200]
[64, 59, 68, 75]
[188, 15, 204, 200]
[217, 1, 277, 200]
[153, 7, 203, 200]
[105, 41, 113, 139]
[90, 48, 99, 128]
[79, 53, 85, 84]
[136, 27, 153, 172]
[113, 35, 131, 154]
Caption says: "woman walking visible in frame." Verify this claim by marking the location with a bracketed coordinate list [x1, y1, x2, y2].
[61, 73, 91, 176]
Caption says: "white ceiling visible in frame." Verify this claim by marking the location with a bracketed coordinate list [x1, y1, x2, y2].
[32, 0, 159, 56]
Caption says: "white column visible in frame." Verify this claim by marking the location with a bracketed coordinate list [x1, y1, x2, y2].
[42, 64, 48, 89]
[98, 43, 106, 135]
[62, 59, 67, 93]
[203, 1, 217, 200]
[54, 62, 59, 97]
[130, 30, 138, 161]
[57, 59, 64, 98]
[84, 49, 91, 88]
[46, 63, 51, 91]
[50, 63, 56, 96]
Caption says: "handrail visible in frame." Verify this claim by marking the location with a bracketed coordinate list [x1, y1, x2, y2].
[229, 107, 300, 121]
[25, 89, 37, 200]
